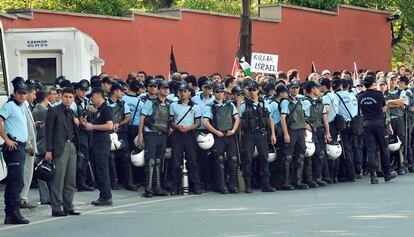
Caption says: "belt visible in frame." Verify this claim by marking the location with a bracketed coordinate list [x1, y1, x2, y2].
[16, 141, 26, 147]
[145, 131, 166, 135]
[391, 116, 403, 120]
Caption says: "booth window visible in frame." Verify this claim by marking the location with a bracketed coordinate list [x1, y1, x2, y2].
[27, 58, 57, 85]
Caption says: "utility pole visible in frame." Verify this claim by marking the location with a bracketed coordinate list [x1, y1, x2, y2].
[239, 0, 252, 63]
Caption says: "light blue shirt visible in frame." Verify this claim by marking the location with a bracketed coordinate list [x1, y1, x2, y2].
[301, 97, 326, 119]
[203, 101, 238, 120]
[167, 93, 179, 102]
[323, 92, 339, 123]
[192, 94, 215, 130]
[268, 100, 281, 124]
[0, 100, 28, 142]
[170, 101, 201, 126]
[336, 91, 358, 121]
[123, 94, 142, 126]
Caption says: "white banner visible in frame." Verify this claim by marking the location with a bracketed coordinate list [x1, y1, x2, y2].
[250, 52, 278, 74]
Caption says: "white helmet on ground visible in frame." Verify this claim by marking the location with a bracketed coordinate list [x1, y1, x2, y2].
[326, 141, 342, 160]
[131, 149, 145, 167]
[388, 135, 401, 152]
[305, 130, 315, 157]
[197, 133, 215, 150]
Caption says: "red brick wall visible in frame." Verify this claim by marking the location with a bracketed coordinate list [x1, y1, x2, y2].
[0, 6, 392, 79]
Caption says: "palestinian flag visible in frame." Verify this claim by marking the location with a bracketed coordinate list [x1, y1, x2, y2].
[239, 57, 253, 76]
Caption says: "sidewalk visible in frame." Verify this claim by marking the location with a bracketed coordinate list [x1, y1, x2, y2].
[0, 184, 147, 223]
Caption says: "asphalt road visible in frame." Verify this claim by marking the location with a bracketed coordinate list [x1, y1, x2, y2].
[1, 174, 414, 237]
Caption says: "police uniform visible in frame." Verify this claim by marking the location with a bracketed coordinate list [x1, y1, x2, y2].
[169, 83, 202, 194]
[280, 81, 308, 190]
[1, 82, 30, 224]
[240, 81, 275, 193]
[141, 81, 170, 197]
[302, 84, 328, 188]
[204, 84, 239, 194]
[358, 76, 396, 183]
[90, 89, 114, 204]
[267, 85, 288, 189]
[322, 88, 340, 183]
[191, 80, 215, 191]
[106, 83, 136, 191]
[335, 89, 358, 181]
[385, 85, 406, 174]
[72, 80, 94, 191]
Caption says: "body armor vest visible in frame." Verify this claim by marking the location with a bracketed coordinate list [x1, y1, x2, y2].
[241, 98, 270, 133]
[211, 101, 233, 132]
[283, 96, 306, 130]
[144, 98, 170, 133]
[386, 89, 404, 117]
[304, 96, 324, 129]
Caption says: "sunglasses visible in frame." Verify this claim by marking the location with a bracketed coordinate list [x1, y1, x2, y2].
[249, 88, 257, 92]
[148, 85, 158, 88]
[215, 90, 225, 94]
[356, 85, 363, 87]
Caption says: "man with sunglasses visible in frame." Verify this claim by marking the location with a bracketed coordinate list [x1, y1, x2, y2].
[191, 80, 215, 191]
[240, 81, 276, 193]
[204, 83, 240, 194]
[170, 83, 202, 195]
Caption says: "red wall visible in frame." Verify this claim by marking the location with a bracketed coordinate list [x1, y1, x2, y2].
[0, 6, 392, 79]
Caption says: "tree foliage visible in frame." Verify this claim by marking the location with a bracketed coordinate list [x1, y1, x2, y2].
[0, 0, 413, 68]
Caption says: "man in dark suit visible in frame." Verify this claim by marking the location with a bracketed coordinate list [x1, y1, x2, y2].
[45, 87, 80, 217]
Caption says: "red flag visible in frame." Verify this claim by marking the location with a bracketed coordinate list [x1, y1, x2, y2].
[353, 62, 358, 82]
[231, 57, 239, 77]
[311, 61, 317, 73]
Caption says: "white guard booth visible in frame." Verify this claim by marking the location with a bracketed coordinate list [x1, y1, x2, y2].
[5, 27, 104, 85]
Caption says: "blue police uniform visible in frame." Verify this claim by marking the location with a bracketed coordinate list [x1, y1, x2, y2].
[169, 100, 202, 194]
[0, 99, 28, 218]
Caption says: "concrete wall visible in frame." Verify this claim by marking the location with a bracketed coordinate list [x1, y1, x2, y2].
[0, 5, 392, 79]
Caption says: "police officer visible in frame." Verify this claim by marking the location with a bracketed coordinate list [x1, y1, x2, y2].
[358, 74, 397, 184]
[240, 80, 276, 193]
[71, 79, 94, 192]
[397, 76, 414, 172]
[385, 72, 407, 175]
[280, 79, 308, 190]
[169, 83, 202, 195]
[0, 82, 30, 224]
[320, 78, 340, 183]
[268, 84, 289, 189]
[138, 80, 170, 198]
[302, 81, 331, 188]
[335, 78, 358, 182]
[83, 88, 114, 206]
[123, 79, 145, 149]
[107, 83, 137, 191]
[192, 80, 215, 191]
[204, 83, 240, 194]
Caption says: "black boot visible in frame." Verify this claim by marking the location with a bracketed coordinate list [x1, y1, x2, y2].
[384, 170, 397, 182]
[370, 172, 379, 184]
[122, 153, 138, 191]
[244, 179, 252, 193]
[154, 159, 168, 196]
[216, 156, 228, 194]
[295, 156, 309, 190]
[144, 159, 155, 198]
[4, 209, 30, 225]
[228, 156, 239, 193]
[304, 157, 318, 188]
[109, 153, 120, 190]
[314, 154, 327, 187]
[281, 155, 294, 190]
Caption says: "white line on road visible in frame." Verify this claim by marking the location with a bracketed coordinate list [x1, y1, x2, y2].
[0, 195, 195, 231]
